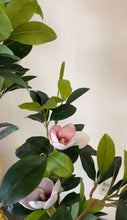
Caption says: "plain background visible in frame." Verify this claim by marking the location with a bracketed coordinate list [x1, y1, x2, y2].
[1, 0, 127, 219]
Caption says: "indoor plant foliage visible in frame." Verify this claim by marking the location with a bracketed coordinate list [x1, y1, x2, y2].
[0, 62, 127, 220]
[0, 1, 127, 220]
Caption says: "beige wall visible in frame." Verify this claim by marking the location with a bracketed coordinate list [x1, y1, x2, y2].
[1, 0, 127, 218]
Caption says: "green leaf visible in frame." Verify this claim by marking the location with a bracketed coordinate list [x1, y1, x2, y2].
[58, 79, 72, 100]
[120, 189, 127, 203]
[49, 206, 73, 220]
[50, 104, 76, 121]
[16, 136, 52, 158]
[80, 214, 97, 220]
[0, 44, 13, 55]
[122, 151, 127, 185]
[0, 77, 4, 91]
[80, 178, 85, 208]
[0, 122, 18, 140]
[63, 145, 79, 163]
[61, 175, 80, 191]
[66, 88, 90, 104]
[80, 151, 96, 181]
[35, 1, 44, 20]
[19, 102, 42, 113]
[0, 0, 10, 3]
[50, 96, 63, 103]
[60, 192, 80, 207]
[0, 155, 47, 206]
[71, 202, 79, 220]
[80, 145, 96, 156]
[41, 98, 57, 110]
[59, 62, 65, 80]
[97, 134, 115, 174]
[81, 199, 103, 214]
[46, 152, 74, 177]
[25, 210, 48, 220]
[27, 112, 45, 123]
[5, 0, 37, 29]
[116, 199, 127, 220]
[5, 39, 32, 59]
[0, 2, 4, 8]
[0, 53, 20, 65]
[74, 124, 85, 131]
[7, 202, 32, 216]
[10, 21, 57, 45]
[0, 7, 12, 41]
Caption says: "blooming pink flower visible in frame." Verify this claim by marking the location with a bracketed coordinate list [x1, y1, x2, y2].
[20, 178, 61, 210]
[49, 123, 90, 150]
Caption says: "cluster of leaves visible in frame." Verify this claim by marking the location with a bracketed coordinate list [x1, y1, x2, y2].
[0, 62, 127, 220]
[0, 0, 56, 98]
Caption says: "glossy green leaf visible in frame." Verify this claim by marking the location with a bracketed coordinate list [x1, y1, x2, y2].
[49, 206, 73, 220]
[8, 202, 32, 216]
[19, 102, 42, 113]
[58, 79, 72, 100]
[46, 152, 74, 177]
[61, 175, 80, 191]
[35, 1, 44, 20]
[10, 21, 57, 45]
[50, 104, 76, 121]
[0, 155, 47, 206]
[60, 192, 80, 207]
[5, 0, 37, 29]
[71, 202, 79, 220]
[5, 39, 32, 59]
[0, 7, 12, 41]
[37, 91, 49, 105]
[116, 199, 127, 220]
[80, 152, 96, 181]
[122, 151, 127, 185]
[59, 62, 65, 80]
[81, 199, 103, 214]
[66, 88, 90, 104]
[74, 124, 85, 131]
[27, 112, 45, 123]
[97, 134, 115, 174]
[80, 145, 96, 156]
[63, 145, 79, 163]
[41, 98, 57, 110]
[80, 214, 97, 220]
[25, 210, 48, 220]
[0, 122, 18, 140]
[0, 53, 20, 65]
[16, 136, 52, 158]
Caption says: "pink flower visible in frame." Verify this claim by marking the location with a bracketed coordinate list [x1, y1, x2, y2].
[49, 123, 90, 150]
[20, 178, 61, 210]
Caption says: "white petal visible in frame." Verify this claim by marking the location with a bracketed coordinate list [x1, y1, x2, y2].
[52, 142, 67, 150]
[52, 180, 61, 195]
[51, 131, 59, 143]
[67, 140, 77, 147]
[43, 193, 58, 209]
[29, 201, 45, 209]
[72, 131, 90, 149]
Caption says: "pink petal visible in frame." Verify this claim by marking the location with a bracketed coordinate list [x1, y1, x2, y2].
[72, 131, 90, 149]
[59, 124, 76, 143]
[49, 125, 61, 139]
[38, 178, 54, 197]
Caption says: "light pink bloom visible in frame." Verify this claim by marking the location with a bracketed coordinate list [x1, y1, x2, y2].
[20, 178, 61, 210]
[49, 123, 90, 150]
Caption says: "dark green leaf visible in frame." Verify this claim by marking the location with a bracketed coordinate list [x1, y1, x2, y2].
[0, 53, 20, 65]
[4, 40, 32, 59]
[0, 7, 12, 41]
[63, 145, 79, 163]
[108, 179, 123, 195]
[27, 112, 45, 123]
[66, 88, 90, 104]
[74, 124, 85, 131]
[10, 21, 57, 45]
[46, 152, 74, 177]
[30, 90, 42, 105]
[94, 211, 107, 217]
[61, 175, 80, 191]
[0, 122, 18, 140]
[59, 62, 65, 80]
[80, 214, 97, 220]
[49, 206, 73, 220]
[5, 0, 37, 29]
[0, 63, 29, 76]
[0, 155, 47, 206]
[97, 134, 115, 174]
[25, 210, 48, 220]
[37, 90, 49, 105]
[122, 151, 127, 185]
[80, 145, 96, 156]
[116, 199, 127, 220]
[60, 192, 80, 207]
[7, 202, 32, 216]
[120, 190, 127, 203]
[50, 104, 76, 121]
[16, 136, 52, 158]
[80, 152, 96, 181]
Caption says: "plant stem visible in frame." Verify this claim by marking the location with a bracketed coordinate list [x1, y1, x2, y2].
[89, 175, 101, 203]
[0, 154, 4, 185]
